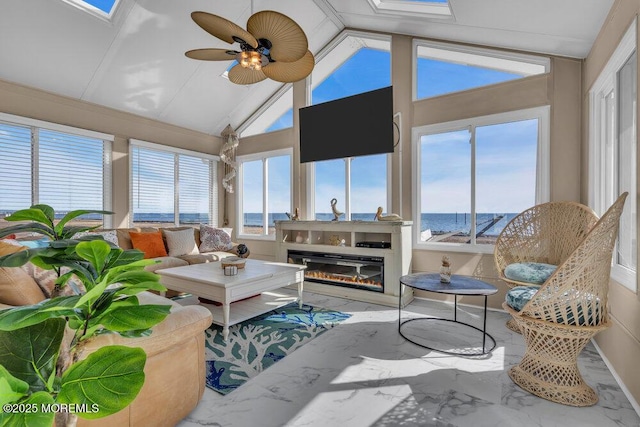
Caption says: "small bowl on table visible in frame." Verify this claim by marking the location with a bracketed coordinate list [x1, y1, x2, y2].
[221, 256, 247, 269]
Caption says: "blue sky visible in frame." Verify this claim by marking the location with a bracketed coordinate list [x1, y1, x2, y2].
[81, 0, 116, 14]
[248, 47, 536, 216]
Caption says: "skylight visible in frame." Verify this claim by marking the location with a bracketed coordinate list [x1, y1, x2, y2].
[61, 0, 120, 19]
[369, 0, 451, 18]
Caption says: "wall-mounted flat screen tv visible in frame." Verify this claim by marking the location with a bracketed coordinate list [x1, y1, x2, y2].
[299, 86, 394, 163]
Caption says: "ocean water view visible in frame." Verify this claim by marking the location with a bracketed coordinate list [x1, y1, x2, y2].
[243, 212, 517, 237]
[1, 210, 515, 238]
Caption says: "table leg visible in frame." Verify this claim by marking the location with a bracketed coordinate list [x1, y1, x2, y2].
[297, 280, 304, 309]
[482, 295, 488, 353]
[222, 303, 230, 341]
[454, 295, 457, 322]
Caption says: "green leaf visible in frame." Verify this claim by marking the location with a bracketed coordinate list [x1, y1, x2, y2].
[0, 366, 29, 405]
[58, 346, 145, 420]
[0, 298, 81, 331]
[59, 225, 100, 240]
[30, 205, 55, 223]
[75, 240, 111, 274]
[4, 208, 52, 227]
[105, 249, 145, 269]
[109, 270, 160, 286]
[54, 210, 113, 236]
[0, 392, 56, 427]
[0, 224, 54, 240]
[94, 304, 171, 332]
[114, 281, 167, 296]
[0, 319, 65, 393]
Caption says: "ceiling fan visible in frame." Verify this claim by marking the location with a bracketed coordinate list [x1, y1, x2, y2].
[185, 10, 315, 85]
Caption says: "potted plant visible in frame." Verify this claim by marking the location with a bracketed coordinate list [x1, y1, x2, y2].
[0, 205, 171, 427]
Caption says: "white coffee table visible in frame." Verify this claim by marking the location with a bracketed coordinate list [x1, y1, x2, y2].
[157, 259, 306, 340]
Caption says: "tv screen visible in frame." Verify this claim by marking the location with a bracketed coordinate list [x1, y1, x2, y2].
[299, 86, 394, 163]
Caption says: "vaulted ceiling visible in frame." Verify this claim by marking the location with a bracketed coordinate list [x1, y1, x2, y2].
[0, 0, 613, 136]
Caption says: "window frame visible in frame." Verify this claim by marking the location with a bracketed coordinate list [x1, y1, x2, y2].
[306, 154, 393, 221]
[128, 139, 219, 228]
[412, 39, 550, 102]
[0, 112, 114, 228]
[236, 148, 293, 241]
[588, 19, 637, 292]
[412, 106, 550, 253]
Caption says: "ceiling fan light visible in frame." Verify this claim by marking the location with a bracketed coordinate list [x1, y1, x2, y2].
[237, 51, 268, 71]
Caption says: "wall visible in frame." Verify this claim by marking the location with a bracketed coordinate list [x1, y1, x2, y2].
[0, 79, 222, 228]
[582, 0, 640, 407]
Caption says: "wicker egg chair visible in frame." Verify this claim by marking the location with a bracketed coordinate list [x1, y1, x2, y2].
[494, 200, 599, 332]
[503, 192, 628, 407]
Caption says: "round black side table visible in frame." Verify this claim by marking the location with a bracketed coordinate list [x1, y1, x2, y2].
[399, 273, 498, 356]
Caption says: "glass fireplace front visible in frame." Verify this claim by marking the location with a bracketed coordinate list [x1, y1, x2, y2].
[288, 250, 384, 293]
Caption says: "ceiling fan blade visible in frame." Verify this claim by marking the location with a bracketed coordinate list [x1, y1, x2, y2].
[185, 48, 237, 61]
[191, 11, 258, 48]
[247, 11, 308, 63]
[228, 64, 268, 85]
[263, 50, 315, 83]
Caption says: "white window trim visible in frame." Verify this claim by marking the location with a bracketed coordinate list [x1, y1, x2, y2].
[0, 113, 114, 142]
[588, 19, 637, 291]
[412, 106, 550, 254]
[412, 39, 551, 102]
[236, 148, 293, 241]
[129, 139, 219, 227]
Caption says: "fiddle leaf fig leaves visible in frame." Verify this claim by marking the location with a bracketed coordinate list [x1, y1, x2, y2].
[58, 346, 146, 419]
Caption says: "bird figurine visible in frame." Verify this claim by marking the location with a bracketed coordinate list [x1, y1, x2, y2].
[330, 198, 343, 221]
[375, 206, 402, 221]
[285, 207, 300, 221]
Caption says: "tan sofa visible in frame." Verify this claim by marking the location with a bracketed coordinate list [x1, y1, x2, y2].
[111, 226, 248, 272]
[0, 240, 213, 427]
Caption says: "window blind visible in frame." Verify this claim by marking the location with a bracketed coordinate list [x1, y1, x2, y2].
[0, 122, 32, 211]
[130, 142, 218, 227]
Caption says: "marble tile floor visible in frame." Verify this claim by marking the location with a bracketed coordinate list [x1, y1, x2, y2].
[177, 289, 640, 427]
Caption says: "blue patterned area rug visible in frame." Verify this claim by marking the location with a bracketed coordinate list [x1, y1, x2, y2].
[204, 302, 351, 395]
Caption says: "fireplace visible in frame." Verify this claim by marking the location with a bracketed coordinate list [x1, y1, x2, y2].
[288, 250, 384, 293]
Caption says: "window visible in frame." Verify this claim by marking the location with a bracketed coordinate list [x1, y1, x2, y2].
[414, 41, 549, 100]
[589, 20, 637, 291]
[130, 140, 218, 228]
[413, 107, 550, 252]
[309, 33, 392, 220]
[60, 0, 120, 20]
[0, 113, 113, 230]
[239, 86, 293, 137]
[237, 149, 292, 238]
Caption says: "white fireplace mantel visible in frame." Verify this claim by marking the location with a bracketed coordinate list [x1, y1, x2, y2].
[275, 220, 413, 307]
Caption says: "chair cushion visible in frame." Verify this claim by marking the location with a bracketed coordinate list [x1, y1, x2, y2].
[504, 262, 556, 285]
[505, 286, 599, 326]
[505, 286, 540, 312]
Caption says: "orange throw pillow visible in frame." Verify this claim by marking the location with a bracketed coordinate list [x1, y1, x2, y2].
[129, 231, 168, 259]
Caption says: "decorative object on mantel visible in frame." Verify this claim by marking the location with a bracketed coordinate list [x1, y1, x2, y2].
[220, 124, 239, 226]
[286, 207, 300, 221]
[375, 206, 402, 221]
[295, 232, 304, 243]
[330, 198, 343, 221]
[328, 235, 341, 246]
[440, 256, 451, 283]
